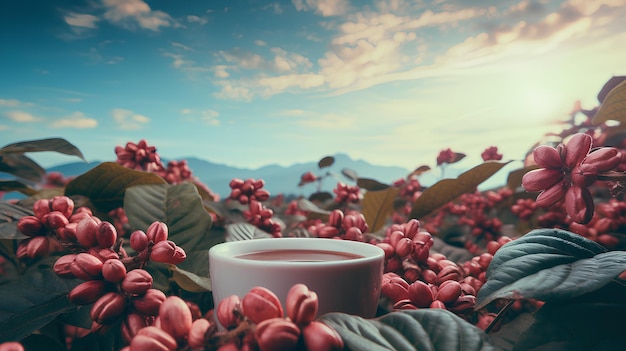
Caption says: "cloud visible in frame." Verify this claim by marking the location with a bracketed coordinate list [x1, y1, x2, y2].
[51, 112, 98, 129]
[291, 0, 347, 16]
[255, 40, 267, 46]
[263, 2, 284, 14]
[111, 108, 150, 130]
[4, 111, 41, 122]
[171, 42, 193, 51]
[0, 125, 8, 131]
[179, 108, 220, 125]
[102, 0, 177, 31]
[64, 12, 100, 29]
[186, 15, 208, 25]
[85, 47, 124, 64]
[0, 99, 22, 107]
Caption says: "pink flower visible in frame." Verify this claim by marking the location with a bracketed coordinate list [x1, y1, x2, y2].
[436, 148, 456, 165]
[481, 146, 503, 161]
[522, 133, 622, 223]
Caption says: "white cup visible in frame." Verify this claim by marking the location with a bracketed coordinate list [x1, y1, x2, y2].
[208, 238, 385, 320]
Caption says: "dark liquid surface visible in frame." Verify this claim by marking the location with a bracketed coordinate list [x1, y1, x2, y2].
[235, 249, 364, 262]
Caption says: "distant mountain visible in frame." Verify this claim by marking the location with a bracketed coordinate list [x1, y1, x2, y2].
[47, 153, 413, 198]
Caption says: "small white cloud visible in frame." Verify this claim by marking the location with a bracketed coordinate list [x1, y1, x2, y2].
[102, 0, 177, 31]
[201, 109, 220, 125]
[291, 0, 347, 16]
[64, 12, 99, 29]
[0, 124, 8, 131]
[214, 65, 230, 78]
[255, 40, 267, 46]
[180, 108, 193, 114]
[111, 108, 150, 130]
[187, 15, 208, 25]
[5, 110, 41, 122]
[51, 112, 98, 129]
[171, 42, 193, 51]
[0, 99, 21, 107]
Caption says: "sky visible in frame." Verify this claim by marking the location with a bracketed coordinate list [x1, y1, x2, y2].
[1, 0, 625, 174]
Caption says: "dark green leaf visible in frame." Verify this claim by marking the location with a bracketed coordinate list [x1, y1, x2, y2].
[169, 250, 212, 292]
[225, 222, 271, 242]
[357, 178, 389, 191]
[321, 309, 498, 351]
[318, 156, 335, 168]
[592, 78, 626, 124]
[362, 187, 399, 233]
[308, 191, 333, 203]
[476, 229, 626, 309]
[21, 334, 68, 351]
[0, 138, 85, 160]
[0, 154, 45, 182]
[431, 237, 474, 263]
[0, 180, 37, 196]
[451, 152, 466, 164]
[124, 183, 218, 253]
[56, 305, 93, 329]
[342, 168, 358, 181]
[70, 323, 122, 351]
[410, 161, 511, 220]
[0, 267, 80, 342]
[65, 162, 167, 213]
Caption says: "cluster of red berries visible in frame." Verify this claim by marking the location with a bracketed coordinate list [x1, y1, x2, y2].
[243, 200, 282, 237]
[307, 209, 369, 242]
[212, 284, 343, 351]
[115, 140, 162, 173]
[332, 183, 362, 204]
[298, 171, 317, 186]
[229, 178, 281, 237]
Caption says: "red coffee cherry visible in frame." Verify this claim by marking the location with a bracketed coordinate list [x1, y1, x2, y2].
[131, 326, 177, 351]
[121, 312, 150, 344]
[17, 216, 44, 236]
[217, 295, 243, 329]
[71, 253, 103, 280]
[254, 318, 300, 351]
[302, 321, 344, 351]
[50, 196, 74, 219]
[44, 211, 69, 231]
[122, 269, 153, 295]
[0, 342, 24, 351]
[437, 281, 462, 305]
[68, 280, 108, 305]
[95, 222, 117, 248]
[188, 318, 213, 349]
[286, 284, 318, 325]
[76, 217, 99, 248]
[53, 254, 77, 278]
[90, 292, 126, 324]
[241, 287, 284, 324]
[33, 199, 51, 219]
[408, 280, 434, 308]
[381, 276, 410, 303]
[150, 240, 186, 264]
[131, 288, 166, 316]
[146, 221, 168, 243]
[159, 296, 193, 342]
[102, 259, 127, 283]
[130, 230, 149, 252]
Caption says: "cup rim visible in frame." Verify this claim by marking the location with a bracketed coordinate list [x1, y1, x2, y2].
[208, 237, 384, 267]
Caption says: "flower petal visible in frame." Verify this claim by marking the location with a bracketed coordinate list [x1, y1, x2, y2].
[522, 168, 564, 192]
[563, 133, 592, 168]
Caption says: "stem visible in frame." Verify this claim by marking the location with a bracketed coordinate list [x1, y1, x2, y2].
[485, 299, 515, 334]
[597, 171, 626, 182]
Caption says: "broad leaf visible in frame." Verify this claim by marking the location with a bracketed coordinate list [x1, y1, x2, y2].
[169, 251, 212, 292]
[320, 309, 497, 351]
[409, 165, 431, 177]
[0, 180, 37, 196]
[357, 178, 389, 191]
[298, 198, 331, 221]
[225, 222, 272, 241]
[0, 154, 45, 182]
[21, 334, 67, 351]
[409, 161, 511, 220]
[0, 202, 32, 240]
[0, 138, 85, 160]
[342, 168, 358, 181]
[0, 267, 80, 342]
[70, 324, 123, 351]
[318, 156, 335, 168]
[592, 79, 626, 124]
[124, 183, 219, 253]
[476, 228, 626, 309]
[451, 152, 466, 164]
[431, 237, 474, 263]
[65, 162, 167, 213]
[308, 191, 333, 203]
[362, 187, 400, 233]
[597, 75, 626, 103]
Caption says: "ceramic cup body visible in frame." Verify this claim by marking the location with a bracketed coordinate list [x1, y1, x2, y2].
[208, 238, 384, 321]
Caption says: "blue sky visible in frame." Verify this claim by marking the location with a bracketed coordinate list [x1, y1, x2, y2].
[1, 0, 625, 172]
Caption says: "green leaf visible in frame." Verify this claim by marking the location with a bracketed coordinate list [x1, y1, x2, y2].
[298, 198, 331, 221]
[318, 156, 335, 168]
[124, 183, 218, 253]
[450, 152, 466, 164]
[592, 79, 626, 124]
[0, 154, 45, 182]
[409, 161, 511, 220]
[308, 191, 333, 203]
[476, 228, 626, 309]
[342, 168, 358, 181]
[168, 251, 212, 292]
[225, 222, 272, 242]
[0, 180, 37, 196]
[320, 309, 498, 351]
[362, 187, 400, 233]
[70, 323, 123, 351]
[0, 202, 32, 240]
[65, 162, 167, 213]
[21, 334, 68, 351]
[0, 138, 85, 160]
[431, 237, 474, 263]
[357, 178, 389, 191]
[0, 267, 80, 342]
